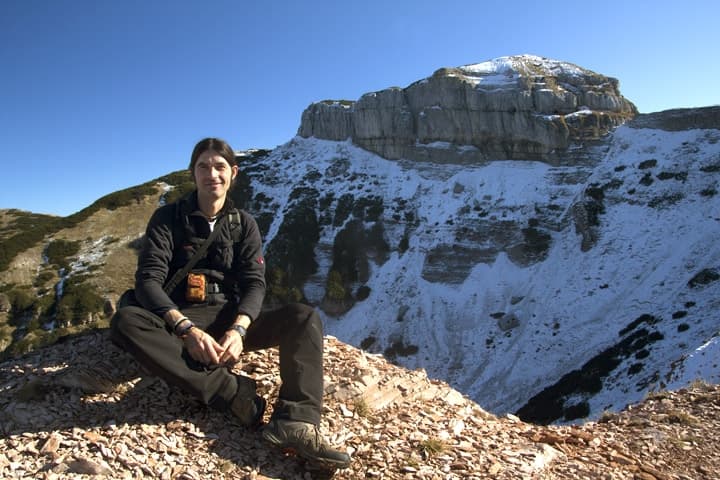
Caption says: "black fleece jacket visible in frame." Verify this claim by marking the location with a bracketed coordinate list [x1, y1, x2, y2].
[134, 191, 266, 321]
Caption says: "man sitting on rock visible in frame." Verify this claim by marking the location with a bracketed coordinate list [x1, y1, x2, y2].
[110, 137, 350, 471]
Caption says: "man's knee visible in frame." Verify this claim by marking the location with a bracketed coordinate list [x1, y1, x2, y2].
[285, 303, 323, 336]
[111, 306, 132, 334]
[286, 302, 318, 321]
[110, 307, 133, 347]
[110, 306, 158, 345]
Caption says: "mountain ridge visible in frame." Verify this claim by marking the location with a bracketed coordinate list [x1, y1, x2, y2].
[1, 55, 719, 440]
[1, 52, 720, 477]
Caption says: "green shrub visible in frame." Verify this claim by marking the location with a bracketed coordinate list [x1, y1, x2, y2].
[156, 170, 195, 205]
[639, 173, 654, 186]
[82, 183, 158, 212]
[6, 288, 35, 314]
[419, 438, 446, 457]
[520, 225, 552, 260]
[34, 294, 55, 319]
[158, 170, 191, 185]
[353, 196, 384, 222]
[325, 270, 347, 301]
[34, 271, 56, 287]
[264, 187, 320, 301]
[0, 322, 109, 359]
[360, 336, 376, 350]
[5, 330, 45, 357]
[563, 401, 590, 421]
[0, 177, 166, 273]
[648, 192, 684, 209]
[253, 212, 275, 239]
[0, 323, 13, 349]
[655, 171, 676, 181]
[700, 162, 720, 173]
[54, 277, 105, 328]
[45, 239, 81, 270]
[688, 268, 720, 288]
[398, 234, 410, 253]
[333, 194, 354, 227]
[354, 397, 370, 417]
[163, 183, 196, 205]
[638, 159, 657, 169]
[0, 219, 63, 272]
[264, 267, 304, 306]
[331, 220, 366, 284]
[355, 285, 371, 301]
[228, 170, 253, 210]
[384, 339, 419, 359]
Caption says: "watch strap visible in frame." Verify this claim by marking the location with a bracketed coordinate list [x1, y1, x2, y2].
[230, 324, 247, 337]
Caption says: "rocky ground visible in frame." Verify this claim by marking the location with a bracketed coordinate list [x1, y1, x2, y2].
[1, 330, 718, 479]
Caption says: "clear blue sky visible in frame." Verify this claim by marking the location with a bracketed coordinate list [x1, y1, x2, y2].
[1, 0, 718, 217]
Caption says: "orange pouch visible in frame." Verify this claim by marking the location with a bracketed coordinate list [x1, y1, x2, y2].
[185, 273, 206, 302]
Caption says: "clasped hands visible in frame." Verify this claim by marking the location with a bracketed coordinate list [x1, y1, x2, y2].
[165, 311, 248, 367]
[184, 326, 244, 366]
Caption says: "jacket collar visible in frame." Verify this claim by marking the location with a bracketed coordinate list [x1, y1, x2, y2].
[179, 190, 235, 219]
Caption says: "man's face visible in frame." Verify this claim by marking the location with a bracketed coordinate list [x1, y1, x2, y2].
[193, 150, 238, 201]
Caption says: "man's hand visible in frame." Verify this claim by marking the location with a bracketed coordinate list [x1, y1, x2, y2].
[218, 329, 244, 366]
[183, 328, 226, 365]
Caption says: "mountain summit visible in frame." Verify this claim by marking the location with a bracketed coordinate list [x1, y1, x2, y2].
[299, 54, 637, 164]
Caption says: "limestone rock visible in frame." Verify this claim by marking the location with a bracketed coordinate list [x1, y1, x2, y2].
[627, 106, 720, 131]
[298, 55, 637, 164]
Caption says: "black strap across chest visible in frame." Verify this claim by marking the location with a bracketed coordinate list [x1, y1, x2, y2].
[162, 214, 228, 295]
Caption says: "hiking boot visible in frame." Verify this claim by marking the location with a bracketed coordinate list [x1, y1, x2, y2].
[230, 393, 266, 429]
[261, 417, 351, 470]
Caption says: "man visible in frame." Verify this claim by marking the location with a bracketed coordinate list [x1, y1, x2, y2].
[111, 137, 350, 470]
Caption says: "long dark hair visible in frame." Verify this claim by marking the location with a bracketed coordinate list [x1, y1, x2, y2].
[189, 137, 236, 172]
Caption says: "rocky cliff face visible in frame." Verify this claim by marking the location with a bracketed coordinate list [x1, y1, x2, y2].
[627, 106, 720, 131]
[250, 105, 720, 425]
[299, 55, 637, 164]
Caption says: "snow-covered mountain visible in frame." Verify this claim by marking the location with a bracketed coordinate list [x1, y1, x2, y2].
[3, 56, 718, 427]
[241, 106, 720, 424]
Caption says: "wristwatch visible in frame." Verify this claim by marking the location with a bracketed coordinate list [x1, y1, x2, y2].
[176, 321, 195, 338]
[230, 324, 247, 337]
